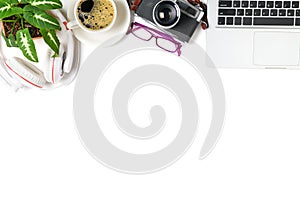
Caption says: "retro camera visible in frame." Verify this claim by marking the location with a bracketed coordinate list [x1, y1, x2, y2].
[136, 0, 204, 42]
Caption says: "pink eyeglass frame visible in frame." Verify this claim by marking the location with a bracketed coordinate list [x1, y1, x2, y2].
[128, 22, 182, 56]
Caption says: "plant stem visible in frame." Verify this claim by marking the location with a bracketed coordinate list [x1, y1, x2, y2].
[10, 16, 21, 36]
[1, 20, 17, 23]
[17, 14, 24, 29]
[21, 18, 24, 29]
[11, 20, 17, 34]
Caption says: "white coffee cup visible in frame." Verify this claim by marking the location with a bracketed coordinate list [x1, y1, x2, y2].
[67, 0, 117, 33]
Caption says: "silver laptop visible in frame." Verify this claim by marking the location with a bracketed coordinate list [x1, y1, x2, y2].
[206, 0, 300, 69]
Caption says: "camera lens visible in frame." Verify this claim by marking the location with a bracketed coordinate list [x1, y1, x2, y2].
[153, 1, 180, 28]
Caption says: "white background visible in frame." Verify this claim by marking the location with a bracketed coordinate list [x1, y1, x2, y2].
[1, 1, 300, 199]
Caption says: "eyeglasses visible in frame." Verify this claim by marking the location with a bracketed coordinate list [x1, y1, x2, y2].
[128, 22, 182, 56]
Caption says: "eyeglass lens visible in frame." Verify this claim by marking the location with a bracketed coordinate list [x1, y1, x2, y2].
[132, 27, 153, 41]
[156, 37, 178, 52]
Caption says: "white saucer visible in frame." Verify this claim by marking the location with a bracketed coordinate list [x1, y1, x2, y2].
[67, 0, 131, 47]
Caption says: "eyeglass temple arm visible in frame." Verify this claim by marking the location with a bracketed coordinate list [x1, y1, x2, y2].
[177, 45, 182, 56]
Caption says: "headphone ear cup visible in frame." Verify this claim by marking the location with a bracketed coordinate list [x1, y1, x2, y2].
[0, 63, 24, 90]
[5, 57, 47, 89]
[45, 47, 65, 84]
[62, 30, 75, 74]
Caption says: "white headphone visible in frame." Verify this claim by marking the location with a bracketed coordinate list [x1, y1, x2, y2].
[44, 45, 66, 85]
[5, 57, 47, 89]
[0, 10, 76, 90]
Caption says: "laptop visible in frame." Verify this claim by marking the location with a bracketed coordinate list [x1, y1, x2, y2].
[206, 0, 300, 68]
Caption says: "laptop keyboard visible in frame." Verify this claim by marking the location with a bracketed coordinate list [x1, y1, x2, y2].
[217, 0, 300, 27]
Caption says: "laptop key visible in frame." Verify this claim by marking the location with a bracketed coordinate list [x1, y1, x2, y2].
[284, 1, 291, 7]
[279, 9, 286, 16]
[246, 9, 253, 15]
[292, 1, 299, 8]
[242, 1, 249, 7]
[237, 9, 245, 15]
[270, 9, 278, 15]
[258, 1, 266, 7]
[287, 9, 295, 16]
[243, 17, 252, 25]
[235, 17, 242, 25]
[250, 1, 258, 7]
[262, 9, 270, 15]
[254, 17, 294, 25]
[233, 1, 241, 7]
[219, 9, 236, 15]
[267, 1, 274, 7]
[227, 17, 234, 25]
[275, 1, 283, 7]
[254, 9, 261, 15]
[218, 17, 226, 25]
[296, 18, 300, 25]
[297, 9, 300, 16]
[219, 1, 233, 7]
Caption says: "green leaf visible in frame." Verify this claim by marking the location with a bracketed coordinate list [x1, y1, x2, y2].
[40, 29, 60, 55]
[10, 0, 19, 4]
[0, 1, 23, 19]
[0, 0, 19, 5]
[26, 0, 63, 10]
[16, 28, 38, 62]
[19, 0, 29, 3]
[23, 5, 61, 30]
[2, 32, 18, 47]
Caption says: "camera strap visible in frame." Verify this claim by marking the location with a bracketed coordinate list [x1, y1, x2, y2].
[187, 0, 209, 30]
[129, 0, 142, 11]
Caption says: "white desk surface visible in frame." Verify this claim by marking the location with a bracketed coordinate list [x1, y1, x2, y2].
[0, 1, 300, 200]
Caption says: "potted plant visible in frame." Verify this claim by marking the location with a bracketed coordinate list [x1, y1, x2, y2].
[0, 0, 63, 63]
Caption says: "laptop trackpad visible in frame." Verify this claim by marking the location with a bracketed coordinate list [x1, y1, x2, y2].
[253, 32, 300, 66]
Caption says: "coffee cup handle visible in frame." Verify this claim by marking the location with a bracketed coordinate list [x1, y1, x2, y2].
[66, 20, 79, 30]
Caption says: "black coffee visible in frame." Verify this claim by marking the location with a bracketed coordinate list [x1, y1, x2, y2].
[81, 0, 94, 12]
[77, 0, 115, 30]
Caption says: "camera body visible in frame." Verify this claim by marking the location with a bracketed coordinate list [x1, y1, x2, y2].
[136, 0, 203, 42]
